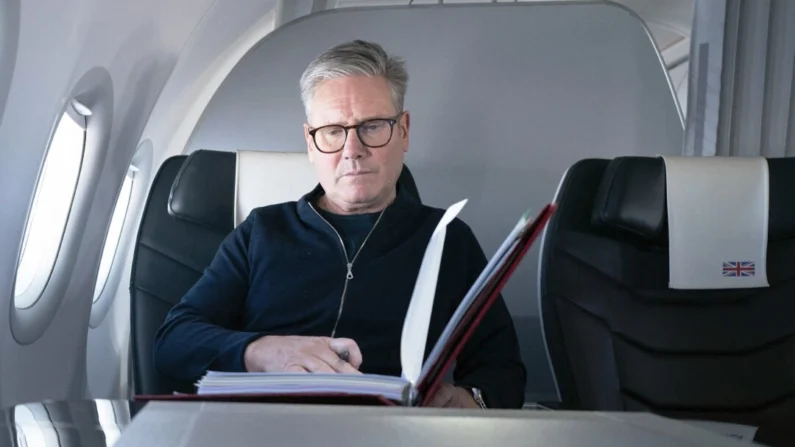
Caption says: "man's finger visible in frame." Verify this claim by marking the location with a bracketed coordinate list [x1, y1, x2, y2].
[300, 356, 336, 373]
[285, 364, 309, 373]
[328, 338, 363, 369]
[312, 346, 361, 374]
[426, 384, 454, 408]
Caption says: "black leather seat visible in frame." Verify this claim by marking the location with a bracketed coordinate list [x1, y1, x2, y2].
[538, 156, 795, 446]
[130, 149, 422, 395]
[129, 152, 237, 395]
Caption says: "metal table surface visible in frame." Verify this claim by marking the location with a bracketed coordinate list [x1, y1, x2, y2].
[112, 400, 755, 447]
[2, 398, 779, 446]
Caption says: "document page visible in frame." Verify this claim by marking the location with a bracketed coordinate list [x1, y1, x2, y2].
[400, 199, 468, 385]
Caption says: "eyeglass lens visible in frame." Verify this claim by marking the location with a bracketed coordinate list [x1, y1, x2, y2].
[314, 119, 394, 152]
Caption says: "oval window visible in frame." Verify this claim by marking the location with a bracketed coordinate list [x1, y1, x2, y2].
[14, 108, 86, 308]
[92, 168, 135, 302]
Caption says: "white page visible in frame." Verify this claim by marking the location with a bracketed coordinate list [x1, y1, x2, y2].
[400, 199, 467, 385]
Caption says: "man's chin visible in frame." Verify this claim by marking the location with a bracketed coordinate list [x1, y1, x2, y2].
[338, 181, 377, 199]
[337, 187, 383, 205]
[340, 172, 377, 183]
[341, 193, 378, 206]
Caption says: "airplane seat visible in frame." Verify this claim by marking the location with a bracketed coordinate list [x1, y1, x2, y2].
[130, 149, 421, 395]
[539, 156, 795, 445]
[129, 151, 237, 395]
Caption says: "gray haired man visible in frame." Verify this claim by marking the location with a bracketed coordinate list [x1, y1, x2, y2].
[154, 40, 526, 409]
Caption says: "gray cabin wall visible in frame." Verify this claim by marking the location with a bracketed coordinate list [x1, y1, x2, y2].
[186, 2, 684, 402]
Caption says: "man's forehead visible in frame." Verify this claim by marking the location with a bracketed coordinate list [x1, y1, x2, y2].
[308, 77, 396, 126]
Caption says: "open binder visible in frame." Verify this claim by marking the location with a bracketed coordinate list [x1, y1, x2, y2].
[137, 200, 556, 406]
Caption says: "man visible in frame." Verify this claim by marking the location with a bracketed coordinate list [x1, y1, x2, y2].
[154, 40, 526, 409]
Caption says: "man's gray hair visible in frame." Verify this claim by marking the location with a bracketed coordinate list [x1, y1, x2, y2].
[300, 40, 408, 117]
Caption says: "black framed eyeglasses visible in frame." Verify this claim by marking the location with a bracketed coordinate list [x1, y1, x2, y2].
[308, 114, 402, 154]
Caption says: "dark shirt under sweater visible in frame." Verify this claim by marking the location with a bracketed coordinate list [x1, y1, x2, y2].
[315, 208, 382, 263]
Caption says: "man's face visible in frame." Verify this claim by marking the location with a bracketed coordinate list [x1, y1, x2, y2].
[304, 75, 409, 213]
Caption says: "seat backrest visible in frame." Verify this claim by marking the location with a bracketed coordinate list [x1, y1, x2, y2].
[129, 151, 236, 395]
[538, 156, 795, 443]
[131, 149, 422, 394]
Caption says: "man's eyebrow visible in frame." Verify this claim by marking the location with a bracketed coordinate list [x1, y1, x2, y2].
[312, 114, 397, 128]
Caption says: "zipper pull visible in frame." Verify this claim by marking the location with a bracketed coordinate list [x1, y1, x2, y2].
[346, 263, 354, 280]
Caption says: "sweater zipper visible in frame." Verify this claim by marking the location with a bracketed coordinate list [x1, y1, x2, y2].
[309, 203, 386, 337]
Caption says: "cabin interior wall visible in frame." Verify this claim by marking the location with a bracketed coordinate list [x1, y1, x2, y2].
[91, 0, 278, 400]
[138, 1, 278, 173]
[0, 0, 19, 131]
[0, 0, 227, 408]
[184, 3, 684, 402]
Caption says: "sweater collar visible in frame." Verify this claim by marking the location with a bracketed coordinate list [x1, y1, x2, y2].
[296, 181, 423, 239]
[298, 181, 420, 214]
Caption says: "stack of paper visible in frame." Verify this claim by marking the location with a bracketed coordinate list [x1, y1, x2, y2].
[196, 371, 411, 400]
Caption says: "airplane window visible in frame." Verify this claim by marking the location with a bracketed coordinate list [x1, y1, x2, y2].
[92, 168, 135, 302]
[14, 108, 86, 308]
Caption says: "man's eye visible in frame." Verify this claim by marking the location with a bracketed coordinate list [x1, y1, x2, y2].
[361, 123, 383, 133]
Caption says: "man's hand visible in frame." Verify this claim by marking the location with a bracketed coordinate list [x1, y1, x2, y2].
[425, 383, 480, 408]
[244, 335, 362, 374]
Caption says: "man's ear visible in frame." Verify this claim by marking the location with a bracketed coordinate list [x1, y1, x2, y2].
[304, 123, 315, 163]
[400, 111, 410, 152]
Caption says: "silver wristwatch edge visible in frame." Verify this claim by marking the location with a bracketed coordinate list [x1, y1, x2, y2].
[470, 387, 487, 409]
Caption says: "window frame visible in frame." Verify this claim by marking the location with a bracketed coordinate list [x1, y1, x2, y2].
[88, 139, 153, 329]
[11, 68, 114, 345]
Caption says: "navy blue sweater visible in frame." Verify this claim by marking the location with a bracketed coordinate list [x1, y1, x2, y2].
[153, 184, 526, 408]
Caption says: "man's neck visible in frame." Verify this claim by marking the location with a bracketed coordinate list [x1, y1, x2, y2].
[319, 190, 396, 215]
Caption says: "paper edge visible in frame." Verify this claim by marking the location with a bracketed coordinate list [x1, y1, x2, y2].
[399, 199, 467, 385]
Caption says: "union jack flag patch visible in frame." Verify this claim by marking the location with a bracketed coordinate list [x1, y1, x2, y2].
[722, 261, 755, 277]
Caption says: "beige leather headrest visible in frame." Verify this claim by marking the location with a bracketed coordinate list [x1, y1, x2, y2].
[234, 150, 317, 226]
[663, 156, 770, 290]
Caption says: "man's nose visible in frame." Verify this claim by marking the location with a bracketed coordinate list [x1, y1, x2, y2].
[341, 129, 367, 159]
